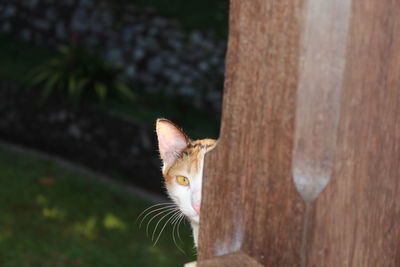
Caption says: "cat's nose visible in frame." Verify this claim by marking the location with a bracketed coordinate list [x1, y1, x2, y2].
[192, 203, 201, 215]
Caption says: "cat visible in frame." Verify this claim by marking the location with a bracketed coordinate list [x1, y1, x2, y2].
[155, 118, 216, 247]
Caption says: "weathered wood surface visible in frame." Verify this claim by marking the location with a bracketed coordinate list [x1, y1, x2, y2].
[198, 0, 400, 266]
[199, 252, 264, 267]
[305, 0, 400, 266]
[200, 1, 305, 265]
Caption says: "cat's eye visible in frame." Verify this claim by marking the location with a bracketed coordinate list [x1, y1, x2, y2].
[176, 175, 189, 186]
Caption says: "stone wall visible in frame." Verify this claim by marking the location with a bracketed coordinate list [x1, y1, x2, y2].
[0, 0, 226, 111]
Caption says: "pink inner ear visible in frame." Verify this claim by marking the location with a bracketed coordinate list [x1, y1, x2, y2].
[156, 120, 188, 165]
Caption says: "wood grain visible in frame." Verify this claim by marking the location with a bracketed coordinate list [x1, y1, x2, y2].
[305, 0, 400, 266]
[199, 252, 264, 267]
[198, 0, 400, 266]
[292, 0, 351, 202]
[199, 0, 305, 266]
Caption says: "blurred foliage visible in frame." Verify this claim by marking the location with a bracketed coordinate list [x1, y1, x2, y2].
[0, 35, 56, 81]
[102, 90, 220, 139]
[26, 43, 135, 104]
[115, 0, 229, 37]
[0, 146, 195, 266]
[0, 34, 220, 138]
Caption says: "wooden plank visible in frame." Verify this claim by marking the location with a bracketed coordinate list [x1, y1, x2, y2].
[198, 0, 400, 266]
[198, 252, 264, 267]
[305, 1, 400, 266]
[198, 0, 305, 266]
[292, 0, 351, 203]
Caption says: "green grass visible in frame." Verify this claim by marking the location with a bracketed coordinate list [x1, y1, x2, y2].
[0, 146, 196, 266]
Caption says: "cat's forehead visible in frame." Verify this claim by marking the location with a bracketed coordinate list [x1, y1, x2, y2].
[185, 139, 216, 154]
[164, 139, 216, 179]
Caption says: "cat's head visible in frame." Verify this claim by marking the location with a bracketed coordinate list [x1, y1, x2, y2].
[156, 119, 216, 224]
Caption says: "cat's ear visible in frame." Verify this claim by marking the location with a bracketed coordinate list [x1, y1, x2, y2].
[156, 119, 189, 165]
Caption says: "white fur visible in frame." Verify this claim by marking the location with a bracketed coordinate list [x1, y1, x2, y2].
[165, 153, 205, 247]
[184, 261, 197, 267]
[156, 119, 208, 247]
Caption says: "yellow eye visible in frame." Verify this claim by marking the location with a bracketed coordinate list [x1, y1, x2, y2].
[176, 176, 189, 186]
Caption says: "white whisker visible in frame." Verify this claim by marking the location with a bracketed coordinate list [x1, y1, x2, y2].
[139, 205, 176, 229]
[171, 212, 186, 254]
[153, 210, 180, 247]
[146, 208, 176, 236]
[171, 214, 179, 245]
[151, 209, 179, 241]
[136, 203, 175, 222]
[170, 211, 182, 228]
[177, 214, 185, 243]
[169, 212, 182, 240]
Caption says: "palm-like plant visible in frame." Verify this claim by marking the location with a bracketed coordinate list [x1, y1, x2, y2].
[27, 44, 134, 104]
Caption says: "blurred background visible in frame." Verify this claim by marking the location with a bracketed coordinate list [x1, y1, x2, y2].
[0, 0, 227, 266]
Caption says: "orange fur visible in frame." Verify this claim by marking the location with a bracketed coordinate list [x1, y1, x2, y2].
[163, 139, 216, 184]
[155, 119, 217, 247]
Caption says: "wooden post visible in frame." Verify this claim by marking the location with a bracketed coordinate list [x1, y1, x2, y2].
[198, 0, 400, 266]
